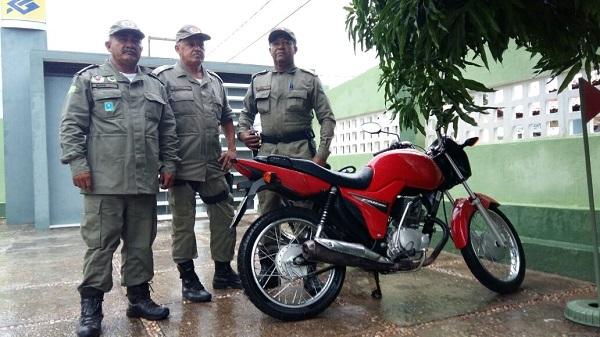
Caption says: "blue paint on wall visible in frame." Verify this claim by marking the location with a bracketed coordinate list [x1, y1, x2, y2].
[45, 75, 83, 225]
[1, 28, 47, 225]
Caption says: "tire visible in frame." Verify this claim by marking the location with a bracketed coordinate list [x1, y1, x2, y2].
[460, 206, 526, 294]
[237, 207, 346, 321]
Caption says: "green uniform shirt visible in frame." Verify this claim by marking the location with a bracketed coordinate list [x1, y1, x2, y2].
[153, 62, 233, 182]
[238, 67, 336, 160]
[59, 61, 180, 195]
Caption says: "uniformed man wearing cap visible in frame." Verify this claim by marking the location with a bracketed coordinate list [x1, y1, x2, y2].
[237, 27, 336, 292]
[238, 28, 336, 211]
[153, 24, 241, 303]
[60, 20, 179, 337]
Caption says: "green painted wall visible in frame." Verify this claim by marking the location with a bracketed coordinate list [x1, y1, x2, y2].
[325, 44, 600, 281]
[465, 136, 600, 208]
[463, 41, 542, 88]
[327, 67, 386, 119]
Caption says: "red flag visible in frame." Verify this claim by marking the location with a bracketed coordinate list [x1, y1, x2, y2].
[579, 78, 600, 124]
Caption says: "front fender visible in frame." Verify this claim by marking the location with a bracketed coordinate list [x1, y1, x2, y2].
[450, 193, 499, 249]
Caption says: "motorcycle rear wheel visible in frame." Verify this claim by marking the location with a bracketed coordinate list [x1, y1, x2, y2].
[238, 207, 346, 321]
[461, 206, 525, 294]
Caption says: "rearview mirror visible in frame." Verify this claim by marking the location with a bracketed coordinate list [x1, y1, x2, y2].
[361, 122, 381, 134]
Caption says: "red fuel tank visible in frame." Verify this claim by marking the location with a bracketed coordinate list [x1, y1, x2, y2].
[367, 149, 443, 191]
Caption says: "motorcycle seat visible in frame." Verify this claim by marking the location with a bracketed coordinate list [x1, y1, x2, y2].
[255, 155, 373, 190]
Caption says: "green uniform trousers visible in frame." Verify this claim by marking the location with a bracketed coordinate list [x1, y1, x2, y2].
[168, 175, 235, 263]
[78, 194, 158, 293]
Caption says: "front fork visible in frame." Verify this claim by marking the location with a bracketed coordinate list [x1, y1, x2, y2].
[443, 153, 506, 250]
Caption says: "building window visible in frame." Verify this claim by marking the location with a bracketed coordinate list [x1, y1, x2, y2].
[494, 89, 504, 104]
[514, 105, 524, 119]
[513, 126, 525, 140]
[571, 97, 580, 112]
[570, 73, 583, 90]
[592, 117, 600, 133]
[546, 77, 558, 93]
[547, 100, 559, 114]
[530, 102, 541, 117]
[528, 81, 539, 97]
[496, 109, 504, 121]
[479, 129, 490, 143]
[495, 127, 504, 141]
[530, 123, 542, 137]
[482, 93, 489, 105]
[513, 85, 523, 100]
[570, 119, 582, 135]
[547, 120, 560, 136]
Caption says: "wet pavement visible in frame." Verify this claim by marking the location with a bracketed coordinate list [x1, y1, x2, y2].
[1, 218, 599, 337]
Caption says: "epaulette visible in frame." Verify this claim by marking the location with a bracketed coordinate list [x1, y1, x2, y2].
[146, 71, 165, 85]
[152, 64, 174, 76]
[298, 67, 317, 76]
[207, 70, 223, 83]
[251, 69, 270, 80]
[75, 64, 99, 76]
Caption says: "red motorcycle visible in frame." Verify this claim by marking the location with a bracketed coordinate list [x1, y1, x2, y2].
[230, 123, 525, 321]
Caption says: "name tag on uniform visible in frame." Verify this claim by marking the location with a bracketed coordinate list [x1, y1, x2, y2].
[91, 83, 119, 89]
[104, 102, 115, 112]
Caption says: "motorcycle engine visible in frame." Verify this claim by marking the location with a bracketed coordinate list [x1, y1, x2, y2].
[386, 197, 430, 261]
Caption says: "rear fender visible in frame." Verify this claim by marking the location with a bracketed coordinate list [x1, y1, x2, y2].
[450, 193, 499, 249]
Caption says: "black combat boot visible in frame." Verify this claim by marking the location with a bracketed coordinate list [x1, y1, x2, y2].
[126, 283, 169, 320]
[77, 287, 103, 337]
[177, 260, 212, 302]
[212, 261, 243, 289]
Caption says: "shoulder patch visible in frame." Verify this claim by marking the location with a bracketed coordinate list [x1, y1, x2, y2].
[152, 64, 175, 76]
[298, 68, 317, 77]
[75, 64, 99, 76]
[251, 69, 270, 80]
[207, 70, 223, 83]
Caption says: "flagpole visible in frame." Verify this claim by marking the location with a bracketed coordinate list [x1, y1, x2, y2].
[580, 102, 600, 305]
[565, 78, 600, 327]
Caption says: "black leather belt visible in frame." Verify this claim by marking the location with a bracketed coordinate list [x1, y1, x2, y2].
[261, 129, 315, 144]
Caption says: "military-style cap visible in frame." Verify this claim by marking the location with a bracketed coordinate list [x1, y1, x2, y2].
[108, 20, 145, 39]
[176, 25, 211, 42]
[268, 27, 296, 44]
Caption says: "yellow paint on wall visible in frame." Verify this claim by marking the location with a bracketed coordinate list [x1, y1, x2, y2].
[1, 0, 45, 23]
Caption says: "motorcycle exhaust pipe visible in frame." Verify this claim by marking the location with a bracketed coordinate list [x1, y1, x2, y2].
[303, 238, 405, 271]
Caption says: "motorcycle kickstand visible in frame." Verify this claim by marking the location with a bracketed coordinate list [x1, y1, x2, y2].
[371, 272, 382, 299]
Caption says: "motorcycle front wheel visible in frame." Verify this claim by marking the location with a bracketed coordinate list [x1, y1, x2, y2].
[237, 207, 346, 321]
[461, 206, 526, 294]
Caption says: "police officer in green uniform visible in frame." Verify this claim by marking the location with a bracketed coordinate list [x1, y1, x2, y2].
[59, 20, 179, 337]
[153, 25, 241, 303]
[238, 28, 336, 292]
[238, 27, 336, 211]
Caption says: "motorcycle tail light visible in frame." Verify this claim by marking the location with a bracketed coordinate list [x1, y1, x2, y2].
[263, 172, 276, 184]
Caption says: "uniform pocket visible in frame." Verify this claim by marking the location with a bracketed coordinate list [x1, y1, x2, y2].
[81, 197, 102, 248]
[210, 98, 224, 122]
[286, 89, 307, 112]
[255, 89, 270, 114]
[144, 92, 165, 122]
[170, 87, 195, 115]
[92, 89, 123, 119]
